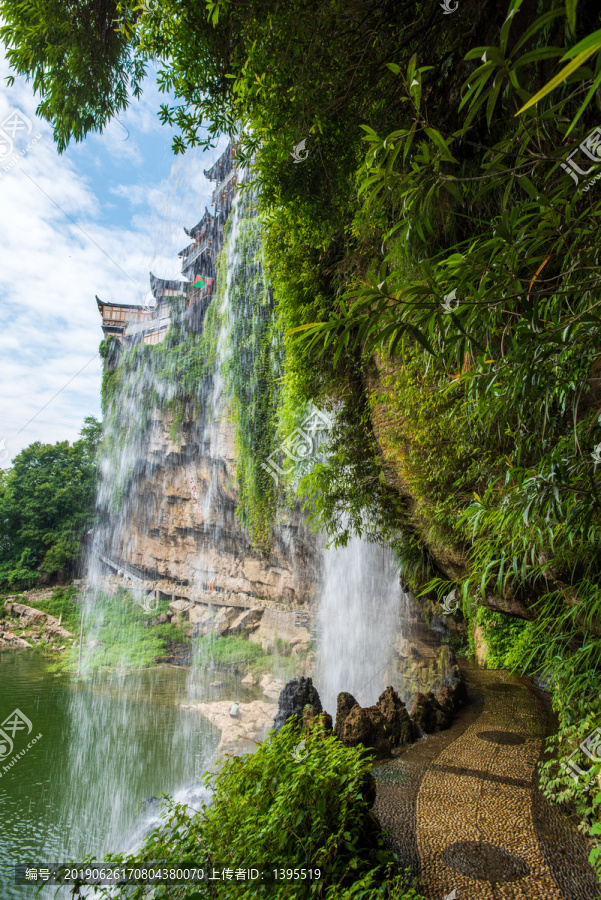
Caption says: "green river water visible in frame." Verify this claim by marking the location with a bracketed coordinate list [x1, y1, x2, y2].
[0, 651, 222, 900]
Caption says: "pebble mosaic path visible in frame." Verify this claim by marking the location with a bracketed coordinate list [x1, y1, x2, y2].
[373, 662, 600, 900]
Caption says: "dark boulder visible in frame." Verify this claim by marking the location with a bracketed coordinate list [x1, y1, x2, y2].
[451, 672, 469, 708]
[301, 703, 333, 733]
[434, 684, 455, 721]
[342, 703, 391, 759]
[410, 691, 443, 735]
[436, 678, 468, 716]
[376, 686, 414, 746]
[337, 686, 414, 758]
[334, 691, 358, 740]
[274, 676, 323, 732]
[411, 674, 468, 735]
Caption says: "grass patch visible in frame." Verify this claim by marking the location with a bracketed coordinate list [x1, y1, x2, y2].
[193, 633, 302, 681]
[49, 591, 187, 675]
[29, 585, 81, 633]
[193, 634, 269, 668]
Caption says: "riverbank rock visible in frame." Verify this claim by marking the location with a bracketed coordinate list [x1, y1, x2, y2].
[225, 607, 263, 636]
[260, 673, 285, 701]
[0, 632, 33, 649]
[273, 676, 323, 732]
[169, 599, 194, 620]
[4, 600, 47, 624]
[187, 700, 277, 754]
[214, 606, 241, 635]
[44, 621, 73, 643]
[3, 600, 73, 648]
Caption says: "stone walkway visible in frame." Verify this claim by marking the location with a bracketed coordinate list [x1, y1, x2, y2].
[373, 662, 600, 900]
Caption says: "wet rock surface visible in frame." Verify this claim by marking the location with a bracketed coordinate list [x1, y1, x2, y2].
[337, 677, 465, 759]
[274, 673, 466, 760]
[185, 700, 277, 754]
[343, 703, 392, 757]
[100, 407, 321, 606]
[377, 685, 415, 747]
[342, 688, 415, 759]
[410, 672, 468, 736]
[334, 691, 358, 740]
[410, 691, 446, 734]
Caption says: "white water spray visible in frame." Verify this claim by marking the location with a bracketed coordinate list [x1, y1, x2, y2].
[315, 536, 405, 717]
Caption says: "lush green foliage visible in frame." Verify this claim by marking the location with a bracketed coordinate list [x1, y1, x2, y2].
[0, 418, 100, 589]
[538, 693, 600, 825]
[98, 296, 220, 517]
[475, 607, 537, 672]
[98, 203, 280, 550]
[222, 192, 281, 550]
[75, 719, 423, 899]
[299, 383, 406, 548]
[193, 633, 269, 668]
[193, 633, 299, 682]
[7, 0, 601, 860]
[0, 0, 146, 152]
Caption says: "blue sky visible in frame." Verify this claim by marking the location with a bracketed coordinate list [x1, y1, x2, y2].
[0, 51, 226, 467]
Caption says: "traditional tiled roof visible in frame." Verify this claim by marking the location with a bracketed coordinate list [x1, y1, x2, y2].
[96, 295, 145, 312]
[149, 273, 188, 300]
[95, 142, 237, 346]
[203, 144, 232, 182]
[183, 208, 213, 241]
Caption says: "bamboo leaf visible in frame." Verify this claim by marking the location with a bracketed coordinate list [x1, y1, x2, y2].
[516, 45, 601, 114]
[424, 127, 458, 163]
[560, 27, 601, 59]
[566, 0, 578, 36]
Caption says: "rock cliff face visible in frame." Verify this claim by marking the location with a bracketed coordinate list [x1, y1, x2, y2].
[102, 405, 321, 608]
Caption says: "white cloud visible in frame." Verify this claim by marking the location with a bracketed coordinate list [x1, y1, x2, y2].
[0, 51, 227, 467]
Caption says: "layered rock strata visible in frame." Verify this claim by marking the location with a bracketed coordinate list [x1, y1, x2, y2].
[97, 408, 321, 608]
[2, 598, 74, 650]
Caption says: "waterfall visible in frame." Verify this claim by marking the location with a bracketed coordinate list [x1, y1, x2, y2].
[315, 536, 405, 718]
[43, 141, 417, 879]
[45, 150, 239, 866]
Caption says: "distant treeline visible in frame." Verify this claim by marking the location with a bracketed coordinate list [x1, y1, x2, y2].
[0, 418, 100, 590]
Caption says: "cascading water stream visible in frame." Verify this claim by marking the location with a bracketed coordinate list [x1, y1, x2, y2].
[40, 151, 243, 876]
[314, 536, 406, 717]
[31, 143, 417, 895]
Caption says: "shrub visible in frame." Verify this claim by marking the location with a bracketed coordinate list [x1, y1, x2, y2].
[82, 720, 424, 899]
